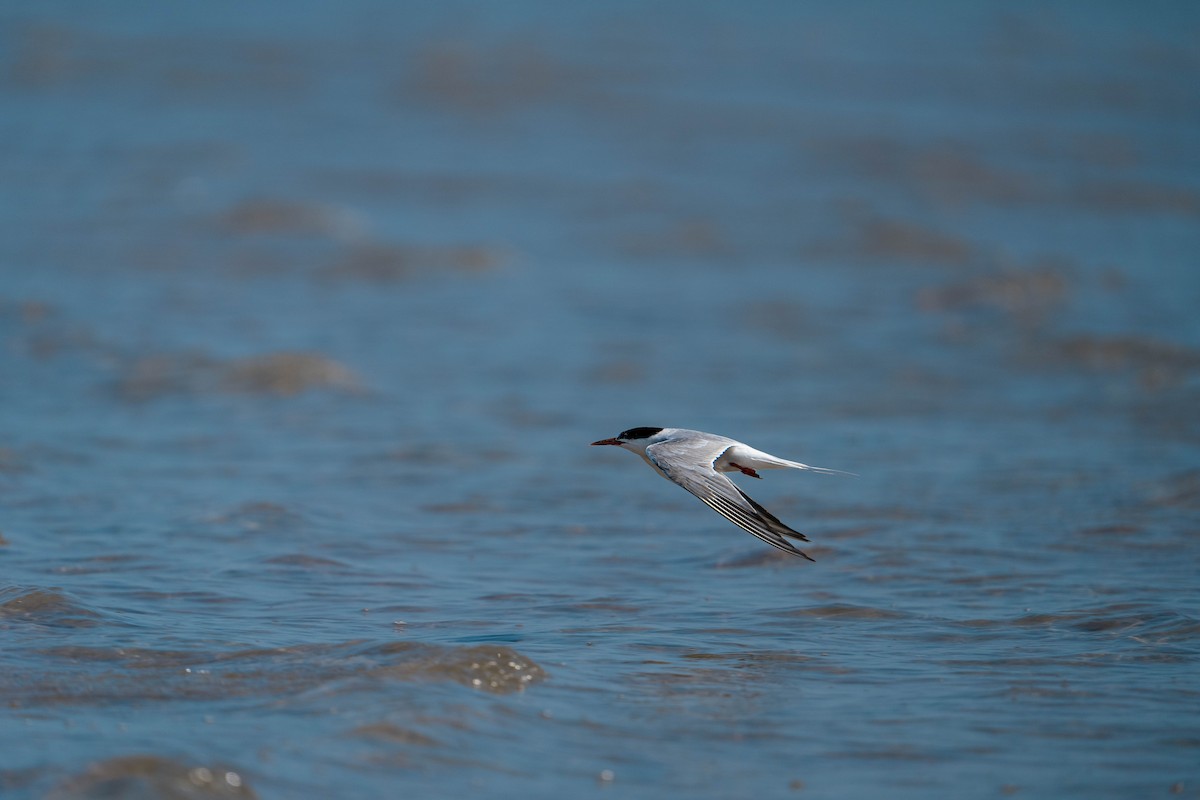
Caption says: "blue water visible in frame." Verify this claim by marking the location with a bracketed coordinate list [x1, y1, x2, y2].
[2, 2, 1199, 798]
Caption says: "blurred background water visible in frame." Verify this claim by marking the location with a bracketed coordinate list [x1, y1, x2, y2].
[1, 1, 1198, 798]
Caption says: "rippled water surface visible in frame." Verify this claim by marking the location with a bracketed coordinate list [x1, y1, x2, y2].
[2, 2, 1199, 798]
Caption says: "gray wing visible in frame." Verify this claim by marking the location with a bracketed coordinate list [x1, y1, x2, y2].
[645, 439, 815, 561]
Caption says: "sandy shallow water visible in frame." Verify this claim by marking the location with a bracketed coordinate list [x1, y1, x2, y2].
[1, 2, 1198, 798]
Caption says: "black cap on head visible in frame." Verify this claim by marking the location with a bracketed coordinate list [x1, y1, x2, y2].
[618, 427, 664, 441]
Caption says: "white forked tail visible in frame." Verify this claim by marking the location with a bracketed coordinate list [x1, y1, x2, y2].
[717, 443, 856, 477]
[789, 461, 856, 477]
[754, 451, 855, 476]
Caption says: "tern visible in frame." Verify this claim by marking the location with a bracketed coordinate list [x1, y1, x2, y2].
[591, 427, 849, 561]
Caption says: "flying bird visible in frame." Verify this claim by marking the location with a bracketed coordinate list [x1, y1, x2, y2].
[591, 427, 849, 561]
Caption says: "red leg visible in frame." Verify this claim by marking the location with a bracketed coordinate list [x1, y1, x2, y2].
[729, 462, 761, 479]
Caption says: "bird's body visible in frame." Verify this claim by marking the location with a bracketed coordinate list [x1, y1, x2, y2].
[591, 427, 848, 561]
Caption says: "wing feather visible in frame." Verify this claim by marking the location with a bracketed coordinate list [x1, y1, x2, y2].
[645, 441, 815, 561]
